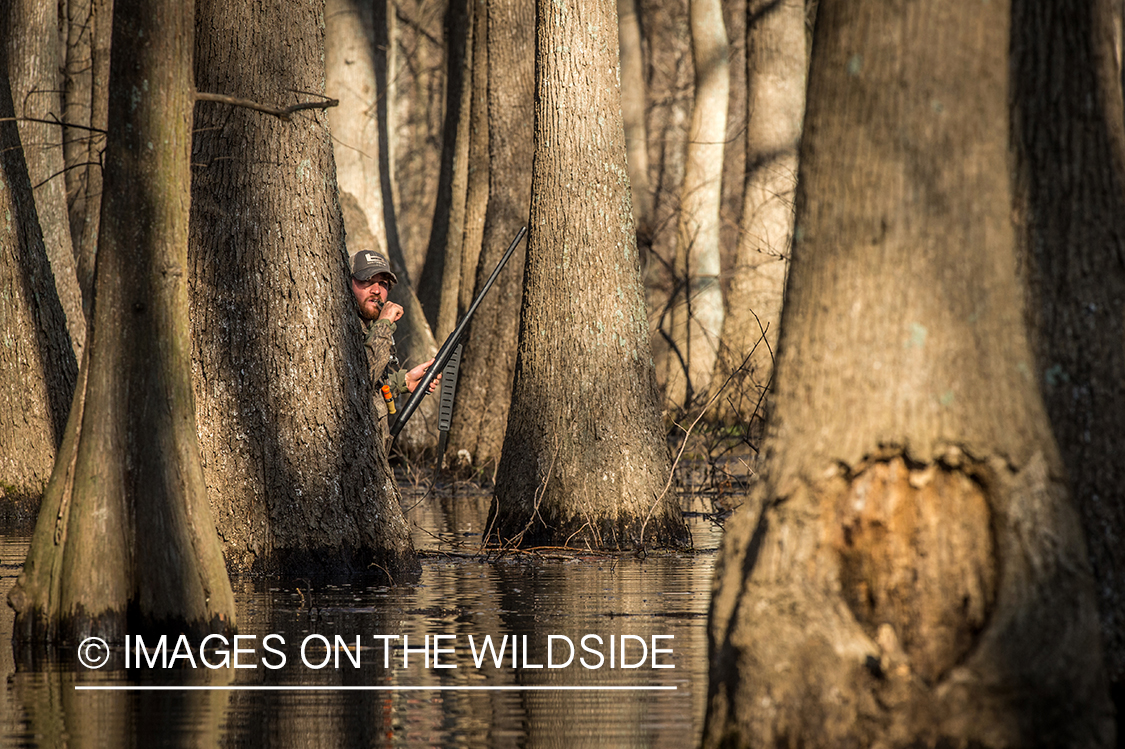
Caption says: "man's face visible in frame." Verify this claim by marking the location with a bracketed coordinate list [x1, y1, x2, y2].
[351, 274, 393, 320]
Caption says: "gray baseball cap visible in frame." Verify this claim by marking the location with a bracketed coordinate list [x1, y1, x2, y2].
[351, 250, 398, 285]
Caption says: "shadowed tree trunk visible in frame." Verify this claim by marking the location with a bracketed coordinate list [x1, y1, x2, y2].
[704, 0, 1113, 744]
[0, 60, 77, 505]
[661, 0, 729, 411]
[5, 0, 86, 360]
[446, 0, 533, 472]
[418, 0, 474, 343]
[8, 0, 236, 644]
[618, 0, 652, 239]
[492, 0, 689, 550]
[60, 0, 112, 317]
[709, 0, 807, 422]
[1011, 0, 1125, 704]
[191, 0, 416, 576]
[458, 0, 490, 324]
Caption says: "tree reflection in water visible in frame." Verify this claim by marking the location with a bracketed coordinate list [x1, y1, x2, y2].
[2, 488, 720, 747]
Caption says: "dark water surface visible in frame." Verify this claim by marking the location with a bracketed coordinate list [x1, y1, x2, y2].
[1, 487, 722, 748]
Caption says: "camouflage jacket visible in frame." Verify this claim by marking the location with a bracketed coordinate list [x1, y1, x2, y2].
[362, 318, 410, 448]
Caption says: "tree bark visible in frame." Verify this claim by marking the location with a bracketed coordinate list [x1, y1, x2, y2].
[60, 0, 112, 318]
[1011, 0, 1125, 699]
[704, 0, 1113, 744]
[492, 0, 689, 550]
[661, 0, 729, 410]
[445, 0, 533, 472]
[5, 0, 87, 361]
[191, 0, 416, 576]
[0, 58, 77, 504]
[709, 0, 807, 422]
[8, 0, 236, 643]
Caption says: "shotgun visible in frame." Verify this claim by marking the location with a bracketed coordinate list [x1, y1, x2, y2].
[390, 225, 528, 442]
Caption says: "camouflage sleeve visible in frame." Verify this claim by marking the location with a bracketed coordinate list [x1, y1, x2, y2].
[364, 320, 397, 385]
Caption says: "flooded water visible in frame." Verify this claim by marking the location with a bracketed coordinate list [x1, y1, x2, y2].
[0, 484, 725, 748]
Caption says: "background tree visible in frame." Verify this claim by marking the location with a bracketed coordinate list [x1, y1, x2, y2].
[190, 0, 416, 575]
[709, 0, 807, 422]
[659, 0, 729, 410]
[0, 57, 77, 506]
[418, 0, 475, 343]
[704, 0, 1112, 744]
[8, 0, 236, 643]
[618, 0, 653, 238]
[60, 0, 112, 316]
[1011, 0, 1125, 704]
[5, 0, 86, 359]
[492, 0, 689, 549]
[445, 0, 534, 472]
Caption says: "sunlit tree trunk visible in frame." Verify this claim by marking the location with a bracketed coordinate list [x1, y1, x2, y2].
[446, 0, 533, 472]
[0, 62, 77, 505]
[704, 0, 1113, 744]
[661, 0, 729, 410]
[9, 0, 236, 643]
[60, 0, 112, 317]
[492, 0, 689, 549]
[5, 0, 86, 360]
[191, 0, 416, 575]
[709, 0, 806, 421]
[1012, 0, 1125, 702]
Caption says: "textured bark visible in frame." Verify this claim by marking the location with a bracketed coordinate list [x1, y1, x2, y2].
[5, 0, 86, 360]
[445, 0, 533, 472]
[661, 0, 729, 410]
[0, 62, 77, 503]
[8, 0, 236, 644]
[709, 0, 807, 421]
[418, 0, 474, 343]
[61, 0, 112, 317]
[704, 0, 1113, 745]
[191, 0, 416, 576]
[457, 0, 489, 321]
[492, 0, 689, 550]
[618, 0, 652, 237]
[1011, 0, 1125, 694]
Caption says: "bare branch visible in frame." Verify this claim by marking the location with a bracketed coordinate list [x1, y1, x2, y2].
[193, 91, 339, 121]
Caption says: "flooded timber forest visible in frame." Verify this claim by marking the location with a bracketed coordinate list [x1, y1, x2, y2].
[5, 0, 1125, 746]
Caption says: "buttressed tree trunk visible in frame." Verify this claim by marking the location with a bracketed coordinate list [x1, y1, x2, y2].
[709, 0, 806, 422]
[661, 0, 729, 410]
[8, 0, 236, 643]
[446, 0, 534, 473]
[492, 0, 689, 550]
[191, 0, 416, 576]
[1011, 0, 1125, 698]
[0, 64, 77, 504]
[5, 0, 86, 361]
[704, 0, 1113, 745]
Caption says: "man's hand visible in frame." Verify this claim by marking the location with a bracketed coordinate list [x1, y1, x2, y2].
[405, 358, 442, 394]
[378, 301, 404, 323]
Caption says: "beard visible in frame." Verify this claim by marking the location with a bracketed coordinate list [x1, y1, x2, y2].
[357, 295, 384, 321]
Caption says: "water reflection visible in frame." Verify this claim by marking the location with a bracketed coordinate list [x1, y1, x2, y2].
[1, 489, 721, 747]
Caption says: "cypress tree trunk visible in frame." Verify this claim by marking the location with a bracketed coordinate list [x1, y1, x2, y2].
[704, 0, 1113, 744]
[492, 0, 689, 550]
[9, 0, 236, 643]
[191, 0, 416, 575]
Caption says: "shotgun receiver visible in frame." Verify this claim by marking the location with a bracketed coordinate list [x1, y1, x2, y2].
[389, 225, 528, 441]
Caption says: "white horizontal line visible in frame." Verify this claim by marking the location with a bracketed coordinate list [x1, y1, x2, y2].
[75, 685, 677, 692]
